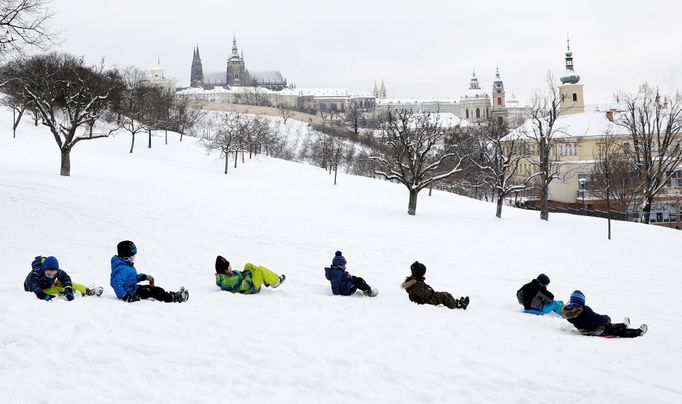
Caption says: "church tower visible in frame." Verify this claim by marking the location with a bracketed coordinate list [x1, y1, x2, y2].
[190, 46, 204, 88]
[559, 36, 584, 115]
[379, 80, 387, 99]
[492, 67, 505, 108]
[373, 82, 379, 98]
[226, 35, 247, 87]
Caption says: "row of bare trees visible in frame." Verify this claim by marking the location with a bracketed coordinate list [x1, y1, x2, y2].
[0, 52, 204, 175]
[202, 112, 280, 174]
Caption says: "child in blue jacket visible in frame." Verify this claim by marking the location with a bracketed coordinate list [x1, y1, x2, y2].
[561, 290, 647, 338]
[24, 256, 103, 301]
[324, 251, 378, 297]
[110, 240, 188, 303]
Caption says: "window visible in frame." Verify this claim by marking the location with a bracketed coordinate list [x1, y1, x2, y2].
[466, 109, 469, 119]
[572, 93, 577, 102]
[476, 108, 480, 118]
[497, 97, 502, 106]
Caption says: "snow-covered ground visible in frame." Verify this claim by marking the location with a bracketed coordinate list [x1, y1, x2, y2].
[0, 112, 680, 404]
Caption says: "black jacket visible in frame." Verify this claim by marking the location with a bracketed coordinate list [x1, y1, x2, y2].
[516, 279, 554, 311]
[23, 257, 72, 299]
[561, 304, 611, 332]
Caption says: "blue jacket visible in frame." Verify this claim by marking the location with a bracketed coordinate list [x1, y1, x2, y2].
[561, 304, 611, 331]
[110, 256, 146, 299]
[23, 258, 72, 299]
[324, 266, 357, 296]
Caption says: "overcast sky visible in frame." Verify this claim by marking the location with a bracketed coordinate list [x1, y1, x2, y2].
[51, 0, 682, 104]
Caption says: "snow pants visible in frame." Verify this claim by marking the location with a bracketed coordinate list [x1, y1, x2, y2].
[580, 323, 643, 338]
[350, 276, 372, 293]
[43, 283, 88, 296]
[136, 285, 174, 303]
[244, 263, 280, 290]
[426, 291, 460, 309]
[542, 300, 564, 316]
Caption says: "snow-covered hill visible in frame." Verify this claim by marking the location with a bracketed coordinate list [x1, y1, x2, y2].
[0, 112, 680, 404]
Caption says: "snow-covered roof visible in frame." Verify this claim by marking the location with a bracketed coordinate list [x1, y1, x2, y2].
[461, 89, 489, 100]
[377, 98, 459, 105]
[176, 86, 276, 95]
[509, 104, 629, 140]
[281, 88, 372, 98]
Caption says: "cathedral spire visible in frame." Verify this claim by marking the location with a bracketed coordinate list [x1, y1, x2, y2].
[190, 44, 204, 88]
[232, 33, 239, 58]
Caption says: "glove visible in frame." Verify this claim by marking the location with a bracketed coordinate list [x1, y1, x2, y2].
[43, 294, 55, 301]
[65, 287, 75, 301]
[145, 274, 155, 287]
[123, 294, 141, 303]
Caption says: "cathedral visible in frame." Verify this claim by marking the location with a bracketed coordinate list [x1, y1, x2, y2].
[189, 36, 288, 91]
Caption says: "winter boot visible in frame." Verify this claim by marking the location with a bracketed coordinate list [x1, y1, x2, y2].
[458, 296, 470, 310]
[623, 317, 630, 326]
[638, 324, 648, 336]
[364, 288, 379, 297]
[172, 287, 189, 303]
[86, 285, 104, 297]
[271, 274, 286, 288]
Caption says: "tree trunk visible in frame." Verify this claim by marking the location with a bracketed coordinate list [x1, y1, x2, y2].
[241, 150, 245, 163]
[334, 164, 338, 185]
[540, 185, 549, 221]
[641, 195, 653, 224]
[148, 129, 152, 149]
[180, 132, 184, 142]
[60, 148, 71, 176]
[496, 195, 504, 218]
[429, 183, 433, 196]
[89, 121, 94, 137]
[12, 108, 16, 138]
[234, 151, 238, 168]
[407, 189, 419, 216]
[130, 133, 136, 154]
[165, 130, 168, 145]
[606, 188, 612, 240]
[224, 153, 229, 174]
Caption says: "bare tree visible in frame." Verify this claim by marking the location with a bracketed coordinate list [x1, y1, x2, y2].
[4, 52, 120, 175]
[345, 103, 363, 135]
[617, 84, 682, 223]
[0, 0, 57, 55]
[591, 131, 641, 238]
[519, 73, 564, 221]
[371, 109, 468, 215]
[277, 102, 294, 124]
[172, 97, 205, 142]
[471, 118, 529, 218]
[203, 113, 242, 174]
[111, 67, 154, 154]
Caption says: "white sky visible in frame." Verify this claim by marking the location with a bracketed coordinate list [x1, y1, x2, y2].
[51, 0, 682, 103]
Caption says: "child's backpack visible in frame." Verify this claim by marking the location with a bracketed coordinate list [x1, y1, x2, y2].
[31, 256, 45, 271]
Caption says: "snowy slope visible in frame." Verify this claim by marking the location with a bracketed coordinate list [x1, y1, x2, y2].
[0, 112, 680, 404]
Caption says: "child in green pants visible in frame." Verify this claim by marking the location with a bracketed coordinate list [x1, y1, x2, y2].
[24, 256, 103, 301]
[215, 255, 286, 294]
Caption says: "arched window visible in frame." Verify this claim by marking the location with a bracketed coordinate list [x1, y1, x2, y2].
[476, 108, 480, 118]
[466, 109, 469, 119]
[497, 97, 502, 106]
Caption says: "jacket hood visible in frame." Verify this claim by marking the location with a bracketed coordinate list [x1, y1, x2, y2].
[561, 304, 583, 320]
[401, 277, 419, 289]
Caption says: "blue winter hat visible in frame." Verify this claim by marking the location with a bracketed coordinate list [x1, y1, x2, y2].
[570, 290, 586, 306]
[332, 251, 346, 267]
[536, 273, 550, 286]
[42, 256, 59, 271]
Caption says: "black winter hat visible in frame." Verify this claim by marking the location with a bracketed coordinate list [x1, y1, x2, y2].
[536, 273, 550, 286]
[410, 261, 426, 278]
[215, 255, 230, 274]
[117, 240, 137, 258]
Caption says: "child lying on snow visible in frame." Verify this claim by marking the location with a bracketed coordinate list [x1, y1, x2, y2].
[24, 256, 103, 301]
[516, 273, 564, 315]
[215, 255, 285, 294]
[561, 290, 647, 338]
[110, 240, 188, 303]
[324, 251, 378, 297]
[401, 261, 469, 310]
